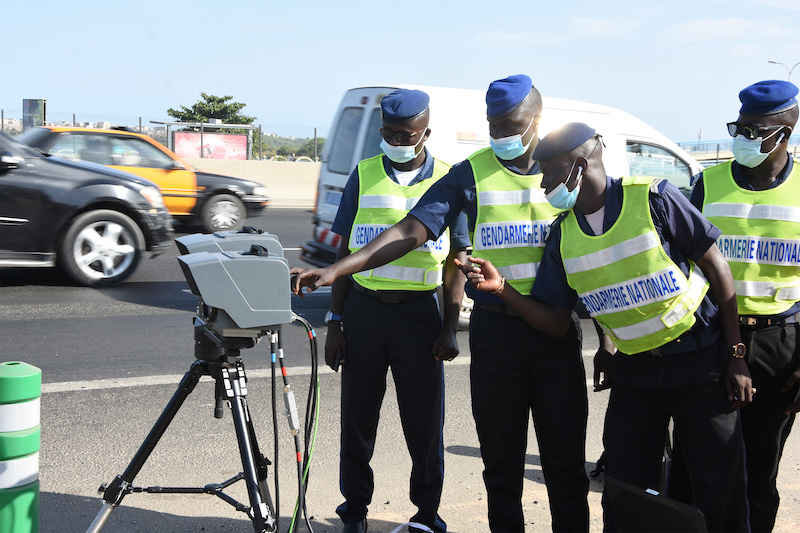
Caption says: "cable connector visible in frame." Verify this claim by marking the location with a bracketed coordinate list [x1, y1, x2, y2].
[283, 385, 300, 435]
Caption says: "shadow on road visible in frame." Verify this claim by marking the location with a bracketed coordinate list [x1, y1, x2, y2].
[42, 491, 440, 533]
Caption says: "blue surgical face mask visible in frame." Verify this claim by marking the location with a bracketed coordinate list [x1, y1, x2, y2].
[380, 130, 427, 164]
[732, 130, 784, 168]
[489, 116, 535, 160]
[545, 161, 583, 210]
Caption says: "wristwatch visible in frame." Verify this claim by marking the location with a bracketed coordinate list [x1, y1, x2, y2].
[730, 342, 746, 359]
[324, 311, 343, 324]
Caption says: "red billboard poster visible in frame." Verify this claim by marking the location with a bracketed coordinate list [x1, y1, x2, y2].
[173, 131, 247, 160]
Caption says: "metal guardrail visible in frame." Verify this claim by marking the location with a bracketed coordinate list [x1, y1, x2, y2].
[679, 136, 800, 167]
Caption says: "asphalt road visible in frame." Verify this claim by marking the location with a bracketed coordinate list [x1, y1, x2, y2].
[1, 208, 799, 532]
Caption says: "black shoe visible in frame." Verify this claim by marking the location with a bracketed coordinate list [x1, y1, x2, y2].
[343, 518, 367, 533]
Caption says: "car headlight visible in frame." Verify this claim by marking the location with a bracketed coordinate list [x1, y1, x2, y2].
[252, 186, 268, 197]
[140, 185, 165, 208]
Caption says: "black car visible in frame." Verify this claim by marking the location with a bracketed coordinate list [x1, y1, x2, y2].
[0, 131, 173, 287]
[17, 126, 269, 233]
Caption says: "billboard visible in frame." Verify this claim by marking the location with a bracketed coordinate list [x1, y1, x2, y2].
[173, 131, 247, 160]
[23, 99, 46, 131]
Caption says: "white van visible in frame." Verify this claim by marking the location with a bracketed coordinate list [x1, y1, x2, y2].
[300, 84, 703, 268]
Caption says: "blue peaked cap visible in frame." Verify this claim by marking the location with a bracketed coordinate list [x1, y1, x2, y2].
[532, 122, 596, 162]
[486, 74, 533, 118]
[739, 80, 799, 116]
[380, 89, 430, 123]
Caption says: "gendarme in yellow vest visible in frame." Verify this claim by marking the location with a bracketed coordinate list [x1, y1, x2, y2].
[560, 177, 709, 354]
[702, 160, 800, 316]
[349, 154, 451, 291]
[469, 147, 563, 296]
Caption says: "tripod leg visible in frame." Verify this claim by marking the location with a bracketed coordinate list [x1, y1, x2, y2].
[223, 363, 276, 532]
[87, 361, 207, 533]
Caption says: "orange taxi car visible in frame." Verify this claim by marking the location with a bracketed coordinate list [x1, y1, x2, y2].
[18, 126, 269, 232]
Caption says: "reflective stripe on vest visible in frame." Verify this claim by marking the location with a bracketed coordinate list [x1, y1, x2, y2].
[469, 147, 563, 295]
[561, 176, 709, 353]
[350, 154, 451, 291]
[702, 160, 800, 315]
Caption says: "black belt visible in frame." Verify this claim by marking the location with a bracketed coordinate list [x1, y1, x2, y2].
[632, 329, 720, 357]
[351, 283, 435, 304]
[740, 314, 799, 327]
[476, 304, 522, 317]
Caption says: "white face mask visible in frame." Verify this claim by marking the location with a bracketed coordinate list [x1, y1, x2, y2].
[380, 129, 427, 164]
[732, 129, 785, 168]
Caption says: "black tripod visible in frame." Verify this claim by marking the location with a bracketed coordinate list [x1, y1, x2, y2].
[87, 320, 277, 533]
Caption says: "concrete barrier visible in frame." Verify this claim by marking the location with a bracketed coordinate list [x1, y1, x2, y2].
[184, 158, 320, 208]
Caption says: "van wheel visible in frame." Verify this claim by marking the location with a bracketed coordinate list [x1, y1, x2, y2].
[201, 194, 246, 232]
[58, 209, 144, 287]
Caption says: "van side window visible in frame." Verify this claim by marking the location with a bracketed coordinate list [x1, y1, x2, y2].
[328, 108, 364, 174]
[626, 142, 691, 191]
[361, 108, 383, 161]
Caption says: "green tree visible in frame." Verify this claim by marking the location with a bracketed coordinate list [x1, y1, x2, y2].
[295, 137, 325, 159]
[167, 93, 256, 125]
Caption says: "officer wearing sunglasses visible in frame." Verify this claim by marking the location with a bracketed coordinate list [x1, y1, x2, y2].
[670, 79, 800, 533]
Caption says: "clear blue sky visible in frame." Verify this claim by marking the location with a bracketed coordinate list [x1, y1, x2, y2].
[3, 0, 799, 142]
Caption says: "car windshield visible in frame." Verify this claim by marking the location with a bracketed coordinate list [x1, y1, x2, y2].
[16, 127, 53, 152]
[0, 131, 45, 159]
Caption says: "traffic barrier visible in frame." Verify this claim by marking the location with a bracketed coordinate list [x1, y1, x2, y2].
[0, 362, 41, 533]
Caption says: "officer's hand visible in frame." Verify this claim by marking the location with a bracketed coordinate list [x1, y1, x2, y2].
[290, 267, 334, 296]
[432, 330, 459, 362]
[325, 324, 346, 371]
[593, 347, 614, 392]
[725, 357, 754, 409]
[454, 256, 503, 293]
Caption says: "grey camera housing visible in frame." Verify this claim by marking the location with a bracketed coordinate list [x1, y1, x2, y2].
[177, 230, 293, 336]
[176, 230, 284, 257]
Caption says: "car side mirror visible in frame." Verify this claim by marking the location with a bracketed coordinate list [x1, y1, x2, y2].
[0, 151, 19, 173]
[172, 160, 186, 170]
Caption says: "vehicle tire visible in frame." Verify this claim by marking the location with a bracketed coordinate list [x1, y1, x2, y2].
[201, 194, 246, 233]
[58, 209, 144, 287]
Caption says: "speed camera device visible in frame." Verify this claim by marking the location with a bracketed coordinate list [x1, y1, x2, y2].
[177, 228, 293, 337]
[175, 226, 283, 257]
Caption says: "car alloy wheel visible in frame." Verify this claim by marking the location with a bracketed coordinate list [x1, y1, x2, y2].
[201, 194, 246, 232]
[59, 209, 144, 287]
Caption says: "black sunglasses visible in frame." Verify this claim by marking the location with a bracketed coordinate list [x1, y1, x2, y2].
[379, 127, 426, 145]
[726, 122, 790, 141]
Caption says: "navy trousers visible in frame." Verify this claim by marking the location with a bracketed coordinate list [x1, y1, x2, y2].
[469, 306, 589, 532]
[605, 340, 749, 532]
[336, 288, 446, 532]
[669, 322, 799, 532]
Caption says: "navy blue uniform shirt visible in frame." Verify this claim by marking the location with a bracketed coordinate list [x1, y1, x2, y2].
[332, 148, 471, 252]
[532, 176, 722, 353]
[690, 156, 800, 319]
[409, 155, 542, 305]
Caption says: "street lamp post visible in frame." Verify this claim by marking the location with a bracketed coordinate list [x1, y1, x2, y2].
[768, 60, 800, 82]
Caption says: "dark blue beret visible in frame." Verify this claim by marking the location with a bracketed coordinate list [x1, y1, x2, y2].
[739, 80, 799, 116]
[380, 89, 430, 123]
[532, 122, 596, 162]
[486, 74, 533, 118]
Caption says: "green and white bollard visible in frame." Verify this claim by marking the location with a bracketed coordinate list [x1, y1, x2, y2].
[0, 362, 41, 533]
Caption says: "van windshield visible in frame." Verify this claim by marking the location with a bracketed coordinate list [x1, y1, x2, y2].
[361, 108, 383, 161]
[327, 108, 364, 174]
